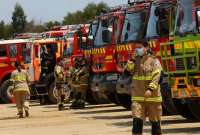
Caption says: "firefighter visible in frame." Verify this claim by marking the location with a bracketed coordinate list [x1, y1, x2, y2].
[70, 58, 89, 109]
[10, 61, 30, 118]
[40, 46, 55, 76]
[126, 41, 162, 135]
[54, 57, 66, 111]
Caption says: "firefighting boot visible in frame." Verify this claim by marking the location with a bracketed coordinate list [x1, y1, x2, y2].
[25, 110, 29, 117]
[18, 112, 23, 118]
[151, 121, 162, 135]
[58, 104, 64, 111]
[132, 118, 143, 135]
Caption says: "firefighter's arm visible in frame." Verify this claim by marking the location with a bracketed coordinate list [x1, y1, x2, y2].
[9, 73, 15, 93]
[148, 59, 162, 91]
[26, 71, 31, 84]
[124, 60, 135, 73]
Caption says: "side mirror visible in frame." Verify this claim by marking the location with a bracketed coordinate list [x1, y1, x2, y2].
[88, 35, 94, 40]
[102, 30, 111, 43]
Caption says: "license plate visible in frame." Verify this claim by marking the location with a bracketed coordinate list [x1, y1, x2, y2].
[106, 74, 118, 81]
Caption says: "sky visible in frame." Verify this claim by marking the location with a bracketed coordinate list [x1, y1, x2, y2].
[0, 0, 127, 24]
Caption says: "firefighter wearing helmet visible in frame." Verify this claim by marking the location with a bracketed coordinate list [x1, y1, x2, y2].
[10, 61, 30, 118]
[125, 41, 163, 135]
[70, 57, 89, 109]
[54, 57, 66, 111]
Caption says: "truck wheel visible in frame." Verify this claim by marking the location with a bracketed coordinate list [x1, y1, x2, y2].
[160, 83, 177, 114]
[0, 80, 13, 103]
[174, 99, 196, 120]
[86, 89, 98, 105]
[48, 81, 72, 104]
[48, 82, 57, 104]
[91, 91, 110, 104]
[187, 99, 200, 120]
[107, 93, 120, 105]
[116, 94, 131, 110]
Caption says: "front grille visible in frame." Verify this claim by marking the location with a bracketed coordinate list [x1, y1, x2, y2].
[176, 58, 184, 70]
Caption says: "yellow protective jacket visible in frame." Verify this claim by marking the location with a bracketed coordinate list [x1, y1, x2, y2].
[126, 54, 162, 103]
[10, 69, 30, 93]
[54, 65, 65, 83]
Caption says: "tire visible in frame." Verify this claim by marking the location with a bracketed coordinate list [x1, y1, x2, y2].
[0, 80, 13, 103]
[160, 83, 177, 114]
[48, 81, 57, 104]
[48, 81, 72, 104]
[107, 92, 120, 105]
[174, 99, 196, 120]
[116, 94, 131, 110]
[187, 99, 200, 120]
[91, 91, 110, 104]
[86, 89, 98, 105]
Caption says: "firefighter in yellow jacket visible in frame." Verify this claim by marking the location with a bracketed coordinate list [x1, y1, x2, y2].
[126, 41, 162, 135]
[54, 58, 66, 111]
[10, 61, 30, 118]
[70, 58, 89, 109]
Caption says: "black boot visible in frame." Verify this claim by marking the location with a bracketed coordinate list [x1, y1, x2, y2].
[151, 121, 162, 135]
[132, 118, 143, 135]
[25, 110, 29, 117]
[18, 112, 23, 118]
[58, 104, 64, 111]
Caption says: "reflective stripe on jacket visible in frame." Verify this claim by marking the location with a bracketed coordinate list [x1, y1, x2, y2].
[54, 65, 65, 83]
[131, 54, 162, 102]
[11, 70, 30, 92]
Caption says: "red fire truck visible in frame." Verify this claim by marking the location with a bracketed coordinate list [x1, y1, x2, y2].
[0, 38, 39, 103]
[114, 0, 178, 111]
[0, 31, 67, 104]
[80, 6, 129, 104]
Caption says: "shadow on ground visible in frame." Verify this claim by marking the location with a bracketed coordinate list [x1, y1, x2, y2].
[74, 108, 128, 114]
[0, 116, 17, 120]
[112, 117, 200, 134]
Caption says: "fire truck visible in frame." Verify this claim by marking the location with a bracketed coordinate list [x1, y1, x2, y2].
[114, 0, 178, 111]
[160, 0, 200, 120]
[0, 39, 35, 103]
[79, 6, 130, 104]
[0, 30, 68, 104]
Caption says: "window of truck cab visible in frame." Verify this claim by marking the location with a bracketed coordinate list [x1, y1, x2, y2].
[175, 0, 198, 34]
[20, 43, 32, 64]
[146, 2, 176, 39]
[196, 7, 200, 32]
[121, 7, 149, 43]
[9, 44, 17, 58]
[94, 17, 113, 47]
[0, 45, 7, 57]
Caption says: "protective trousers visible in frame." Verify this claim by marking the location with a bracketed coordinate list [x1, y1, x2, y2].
[14, 91, 30, 114]
[56, 85, 65, 105]
[132, 101, 162, 135]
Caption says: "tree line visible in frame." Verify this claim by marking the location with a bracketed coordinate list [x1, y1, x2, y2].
[0, 2, 108, 39]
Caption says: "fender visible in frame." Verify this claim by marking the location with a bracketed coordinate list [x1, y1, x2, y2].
[0, 70, 13, 84]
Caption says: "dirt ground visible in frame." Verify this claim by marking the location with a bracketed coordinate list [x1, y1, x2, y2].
[0, 102, 200, 135]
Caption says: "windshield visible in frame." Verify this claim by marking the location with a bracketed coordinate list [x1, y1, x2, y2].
[198, 9, 200, 31]
[121, 10, 148, 42]
[176, 0, 197, 34]
[146, 3, 175, 38]
[94, 18, 113, 47]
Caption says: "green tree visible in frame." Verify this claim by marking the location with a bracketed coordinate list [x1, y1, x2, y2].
[63, 2, 109, 25]
[45, 21, 61, 30]
[4, 24, 13, 39]
[0, 21, 5, 39]
[11, 3, 27, 34]
[25, 20, 46, 33]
